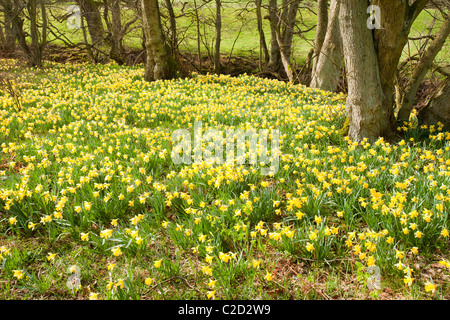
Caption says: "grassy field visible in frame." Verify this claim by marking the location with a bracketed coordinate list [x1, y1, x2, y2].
[0, 58, 449, 300]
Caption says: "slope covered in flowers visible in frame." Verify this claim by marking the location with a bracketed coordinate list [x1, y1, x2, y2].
[0, 59, 448, 299]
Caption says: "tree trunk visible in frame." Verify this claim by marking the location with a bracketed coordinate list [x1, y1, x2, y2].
[280, 0, 299, 61]
[0, 0, 16, 54]
[397, 14, 450, 122]
[339, 0, 392, 142]
[417, 77, 450, 128]
[0, 23, 5, 46]
[165, 0, 177, 58]
[77, 0, 109, 63]
[310, 0, 342, 92]
[110, 0, 125, 64]
[193, 0, 202, 72]
[311, 0, 328, 79]
[194, 0, 202, 73]
[214, 0, 222, 74]
[266, 0, 299, 80]
[267, 0, 281, 74]
[273, 20, 293, 82]
[26, 0, 46, 68]
[141, 0, 175, 81]
[372, 0, 429, 127]
[256, 0, 269, 68]
[80, 8, 95, 62]
[5, 0, 32, 63]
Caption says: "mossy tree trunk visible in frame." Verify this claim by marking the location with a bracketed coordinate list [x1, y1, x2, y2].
[77, 0, 110, 63]
[310, 0, 343, 92]
[141, 0, 176, 81]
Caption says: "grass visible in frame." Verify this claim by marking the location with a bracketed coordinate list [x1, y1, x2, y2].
[407, 8, 450, 65]
[0, 58, 449, 300]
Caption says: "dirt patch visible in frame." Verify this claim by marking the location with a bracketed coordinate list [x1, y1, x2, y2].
[414, 78, 442, 113]
[396, 76, 442, 114]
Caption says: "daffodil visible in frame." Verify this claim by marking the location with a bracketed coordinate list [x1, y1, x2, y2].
[107, 263, 116, 271]
[252, 260, 261, 268]
[206, 290, 216, 299]
[115, 279, 125, 289]
[9, 216, 17, 225]
[314, 215, 322, 224]
[47, 253, 57, 262]
[403, 276, 414, 286]
[424, 281, 436, 294]
[219, 252, 231, 263]
[154, 259, 162, 268]
[100, 229, 113, 239]
[40, 215, 52, 224]
[13, 269, 25, 280]
[28, 222, 38, 230]
[367, 256, 376, 266]
[207, 279, 217, 288]
[53, 211, 63, 219]
[205, 255, 214, 264]
[89, 292, 99, 300]
[198, 234, 207, 243]
[201, 265, 213, 276]
[107, 281, 114, 290]
[83, 201, 92, 211]
[111, 246, 122, 257]
[264, 272, 273, 281]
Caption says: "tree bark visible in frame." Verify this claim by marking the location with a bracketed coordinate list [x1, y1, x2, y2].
[193, 0, 202, 71]
[27, 0, 46, 68]
[273, 19, 293, 82]
[109, 0, 125, 64]
[397, 14, 450, 122]
[256, 0, 269, 68]
[372, 0, 429, 128]
[311, 0, 328, 79]
[77, 0, 109, 63]
[3, 0, 29, 57]
[280, 0, 299, 60]
[310, 0, 342, 92]
[0, 23, 5, 46]
[214, 0, 222, 74]
[141, 0, 175, 81]
[0, 0, 16, 53]
[267, 0, 281, 74]
[266, 0, 299, 80]
[3, 0, 36, 65]
[339, 0, 392, 142]
[165, 0, 177, 58]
